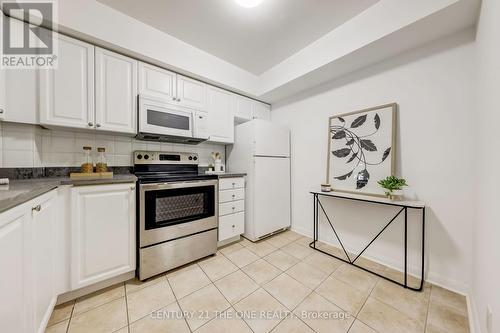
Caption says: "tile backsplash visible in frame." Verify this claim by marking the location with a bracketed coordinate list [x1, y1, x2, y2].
[0, 122, 226, 168]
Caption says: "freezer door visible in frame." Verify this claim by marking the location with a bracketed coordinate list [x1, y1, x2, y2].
[254, 120, 290, 157]
[253, 157, 291, 238]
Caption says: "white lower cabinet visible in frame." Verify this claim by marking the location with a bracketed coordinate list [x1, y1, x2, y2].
[30, 192, 57, 333]
[70, 183, 136, 289]
[218, 177, 245, 244]
[0, 202, 30, 333]
[219, 212, 245, 241]
[0, 183, 136, 333]
[0, 190, 57, 333]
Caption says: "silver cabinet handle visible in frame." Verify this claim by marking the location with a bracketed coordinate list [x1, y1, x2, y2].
[232, 194, 235, 198]
[88, 122, 94, 127]
[32, 205, 41, 212]
[172, 97, 176, 101]
[0, 108, 4, 114]
[96, 123, 101, 128]
[232, 224, 235, 228]
[177, 98, 181, 102]
[232, 207, 235, 210]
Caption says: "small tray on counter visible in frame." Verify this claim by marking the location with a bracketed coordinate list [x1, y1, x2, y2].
[70, 172, 114, 180]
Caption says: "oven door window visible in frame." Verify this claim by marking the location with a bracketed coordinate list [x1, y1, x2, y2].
[144, 185, 215, 229]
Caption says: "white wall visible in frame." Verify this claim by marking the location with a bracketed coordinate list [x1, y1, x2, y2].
[472, 0, 500, 332]
[271, 29, 476, 293]
[0, 123, 225, 168]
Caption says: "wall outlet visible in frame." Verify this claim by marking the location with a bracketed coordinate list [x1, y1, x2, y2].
[486, 306, 493, 333]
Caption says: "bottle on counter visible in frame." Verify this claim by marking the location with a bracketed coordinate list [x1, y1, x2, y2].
[96, 147, 108, 173]
[81, 146, 93, 173]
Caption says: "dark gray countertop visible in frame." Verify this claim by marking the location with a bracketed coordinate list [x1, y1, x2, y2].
[0, 175, 137, 214]
[217, 173, 247, 178]
[199, 172, 247, 178]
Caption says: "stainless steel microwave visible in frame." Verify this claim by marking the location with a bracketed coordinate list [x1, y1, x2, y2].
[137, 95, 209, 144]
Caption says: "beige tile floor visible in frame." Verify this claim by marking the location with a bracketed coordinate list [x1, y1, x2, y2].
[45, 231, 470, 333]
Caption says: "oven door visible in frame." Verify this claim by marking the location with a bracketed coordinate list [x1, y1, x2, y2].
[138, 96, 194, 138]
[139, 180, 218, 247]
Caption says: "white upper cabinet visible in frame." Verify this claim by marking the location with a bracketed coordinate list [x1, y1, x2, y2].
[207, 86, 234, 144]
[4, 69, 39, 124]
[95, 47, 138, 134]
[71, 184, 136, 289]
[2, 17, 38, 124]
[138, 62, 177, 101]
[176, 75, 207, 110]
[0, 68, 5, 121]
[138, 63, 206, 110]
[234, 95, 271, 122]
[234, 95, 254, 122]
[252, 101, 271, 121]
[39, 34, 95, 129]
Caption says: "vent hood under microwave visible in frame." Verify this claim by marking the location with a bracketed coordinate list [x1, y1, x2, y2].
[137, 95, 209, 145]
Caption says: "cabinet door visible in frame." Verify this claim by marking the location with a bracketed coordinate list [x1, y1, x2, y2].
[2, 17, 37, 124]
[39, 34, 95, 129]
[0, 67, 5, 121]
[234, 95, 253, 122]
[138, 62, 177, 101]
[4, 68, 38, 124]
[177, 75, 206, 110]
[95, 47, 138, 134]
[0, 205, 30, 333]
[30, 192, 57, 333]
[207, 86, 234, 144]
[71, 184, 136, 289]
[252, 101, 271, 121]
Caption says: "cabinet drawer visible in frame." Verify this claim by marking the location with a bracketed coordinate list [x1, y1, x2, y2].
[219, 177, 245, 190]
[219, 188, 245, 203]
[219, 200, 244, 216]
[219, 212, 244, 241]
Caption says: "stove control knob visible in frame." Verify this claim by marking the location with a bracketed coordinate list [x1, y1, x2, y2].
[188, 156, 193, 160]
[137, 154, 143, 160]
[144, 154, 149, 160]
[193, 156, 198, 161]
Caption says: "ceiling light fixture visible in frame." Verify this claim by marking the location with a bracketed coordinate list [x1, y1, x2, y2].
[234, 0, 264, 8]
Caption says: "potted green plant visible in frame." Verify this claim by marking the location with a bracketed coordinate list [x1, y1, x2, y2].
[377, 176, 408, 200]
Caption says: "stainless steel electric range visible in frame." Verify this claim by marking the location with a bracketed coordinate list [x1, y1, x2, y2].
[134, 151, 218, 280]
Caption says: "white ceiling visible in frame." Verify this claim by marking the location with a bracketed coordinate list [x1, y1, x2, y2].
[97, 0, 380, 75]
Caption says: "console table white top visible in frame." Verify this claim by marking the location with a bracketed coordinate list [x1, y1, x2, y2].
[310, 189, 425, 209]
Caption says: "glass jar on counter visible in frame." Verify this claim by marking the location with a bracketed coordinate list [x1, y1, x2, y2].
[96, 147, 108, 173]
[81, 146, 93, 173]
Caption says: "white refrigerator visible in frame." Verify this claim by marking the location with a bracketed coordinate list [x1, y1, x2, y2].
[227, 119, 291, 241]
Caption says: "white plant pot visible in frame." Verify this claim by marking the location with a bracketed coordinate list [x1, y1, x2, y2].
[388, 189, 404, 200]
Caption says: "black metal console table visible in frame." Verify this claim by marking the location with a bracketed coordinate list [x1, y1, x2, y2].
[309, 189, 426, 291]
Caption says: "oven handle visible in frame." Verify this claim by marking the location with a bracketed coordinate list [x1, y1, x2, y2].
[139, 179, 219, 192]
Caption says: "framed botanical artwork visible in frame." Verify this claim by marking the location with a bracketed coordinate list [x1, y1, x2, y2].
[326, 103, 397, 196]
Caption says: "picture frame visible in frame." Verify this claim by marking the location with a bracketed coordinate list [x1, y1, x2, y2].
[326, 103, 397, 197]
